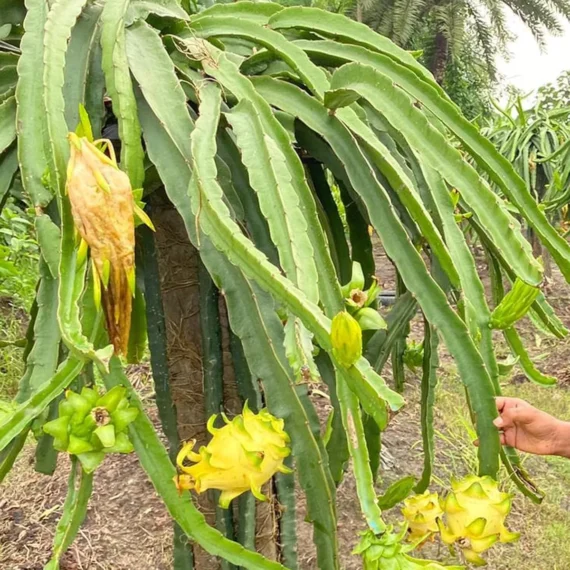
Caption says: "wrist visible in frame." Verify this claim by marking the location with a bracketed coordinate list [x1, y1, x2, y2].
[553, 421, 570, 458]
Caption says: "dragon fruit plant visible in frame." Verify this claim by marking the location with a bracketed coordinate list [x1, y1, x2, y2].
[0, 0, 566, 567]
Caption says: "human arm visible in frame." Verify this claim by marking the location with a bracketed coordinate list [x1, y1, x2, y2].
[493, 397, 570, 458]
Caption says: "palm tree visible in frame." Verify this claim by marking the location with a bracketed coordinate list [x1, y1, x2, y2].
[359, 0, 570, 83]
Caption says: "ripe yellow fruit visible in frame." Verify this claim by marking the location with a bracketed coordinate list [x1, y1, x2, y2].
[331, 311, 362, 368]
[66, 133, 136, 355]
[438, 475, 519, 566]
[402, 491, 443, 543]
[175, 404, 292, 508]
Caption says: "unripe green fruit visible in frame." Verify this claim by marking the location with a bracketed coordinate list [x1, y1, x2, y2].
[354, 526, 464, 570]
[42, 385, 138, 473]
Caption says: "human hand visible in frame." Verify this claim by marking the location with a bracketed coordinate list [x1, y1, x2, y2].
[493, 397, 570, 458]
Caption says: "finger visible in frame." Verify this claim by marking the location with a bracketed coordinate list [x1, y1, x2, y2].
[496, 397, 527, 412]
[495, 397, 507, 412]
[493, 416, 507, 429]
[473, 439, 479, 447]
[499, 433, 507, 446]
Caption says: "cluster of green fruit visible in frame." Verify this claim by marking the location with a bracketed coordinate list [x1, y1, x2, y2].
[354, 525, 464, 570]
[43, 385, 139, 473]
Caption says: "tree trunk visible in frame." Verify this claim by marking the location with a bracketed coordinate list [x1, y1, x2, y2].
[355, 0, 363, 22]
[430, 30, 449, 84]
[149, 191, 280, 568]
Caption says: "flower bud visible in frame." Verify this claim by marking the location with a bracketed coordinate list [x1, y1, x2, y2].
[331, 311, 362, 368]
[354, 307, 387, 331]
[66, 133, 137, 355]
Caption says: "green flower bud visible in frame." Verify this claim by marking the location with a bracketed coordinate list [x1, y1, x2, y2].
[490, 278, 540, 330]
[341, 261, 365, 297]
[354, 308, 387, 331]
[403, 341, 424, 371]
[331, 311, 362, 368]
[497, 355, 519, 376]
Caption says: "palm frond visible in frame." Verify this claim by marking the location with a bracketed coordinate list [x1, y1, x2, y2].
[365, 0, 397, 38]
[478, 0, 511, 44]
[503, 0, 563, 48]
[544, 0, 570, 21]
[464, 0, 498, 77]
[391, 0, 427, 46]
[433, 0, 467, 58]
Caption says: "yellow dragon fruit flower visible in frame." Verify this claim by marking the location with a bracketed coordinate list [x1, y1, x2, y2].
[438, 475, 519, 566]
[402, 491, 443, 543]
[66, 133, 151, 355]
[331, 311, 362, 368]
[175, 404, 292, 508]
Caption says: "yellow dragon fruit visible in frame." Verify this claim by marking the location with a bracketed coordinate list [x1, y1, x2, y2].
[438, 475, 519, 566]
[354, 526, 464, 570]
[331, 311, 362, 367]
[175, 404, 292, 508]
[66, 133, 152, 355]
[402, 491, 443, 543]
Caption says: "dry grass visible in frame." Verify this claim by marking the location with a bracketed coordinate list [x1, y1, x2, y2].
[0, 444, 174, 570]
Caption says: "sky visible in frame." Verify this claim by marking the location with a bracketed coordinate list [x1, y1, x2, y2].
[497, 11, 570, 96]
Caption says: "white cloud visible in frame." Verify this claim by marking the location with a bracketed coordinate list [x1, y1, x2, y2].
[496, 12, 570, 96]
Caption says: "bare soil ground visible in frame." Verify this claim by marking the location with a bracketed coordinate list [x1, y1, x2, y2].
[3, 249, 570, 569]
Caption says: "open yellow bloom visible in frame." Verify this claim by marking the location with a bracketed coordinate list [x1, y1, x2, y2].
[175, 404, 292, 508]
[66, 133, 139, 355]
